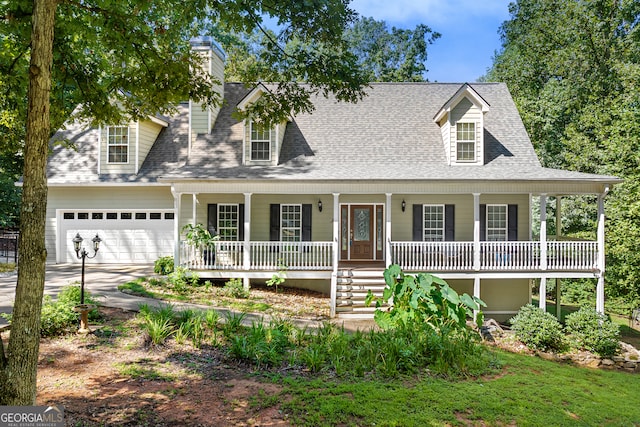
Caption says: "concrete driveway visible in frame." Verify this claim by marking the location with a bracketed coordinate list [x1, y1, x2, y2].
[0, 263, 155, 326]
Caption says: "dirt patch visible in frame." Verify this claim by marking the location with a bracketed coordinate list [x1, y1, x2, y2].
[31, 307, 293, 426]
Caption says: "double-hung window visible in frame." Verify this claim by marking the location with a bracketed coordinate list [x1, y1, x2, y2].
[486, 204, 507, 241]
[423, 205, 444, 242]
[250, 121, 271, 161]
[107, 126, 129, 163]
[281, 204, 301, 242]
[217, 204, 239, 241]
[456, 122, 475, 162]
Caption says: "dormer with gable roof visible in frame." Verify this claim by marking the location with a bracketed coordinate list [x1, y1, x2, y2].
[236, 83, 287, 166]
[433, 83, 490, 166]
[98, 115, 169, 175]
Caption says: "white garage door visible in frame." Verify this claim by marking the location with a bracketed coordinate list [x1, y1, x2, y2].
[59, 210, 174, 264]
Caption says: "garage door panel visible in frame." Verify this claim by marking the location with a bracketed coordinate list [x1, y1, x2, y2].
[60, 211, 174, 264]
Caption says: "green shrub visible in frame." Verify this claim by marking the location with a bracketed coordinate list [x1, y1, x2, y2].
[565, 308, 620, 357]
[0, 285, 103, 336]
[510, 304, 566, 352]
[154, 256, 174, 275]
[221, 278, 250, 299]
[168, 267, 199, 294]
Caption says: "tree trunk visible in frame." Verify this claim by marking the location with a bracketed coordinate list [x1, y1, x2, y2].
[0, 0, 58, 405]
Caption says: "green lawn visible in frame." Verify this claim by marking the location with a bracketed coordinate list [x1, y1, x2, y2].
[273, 349, 640, 426]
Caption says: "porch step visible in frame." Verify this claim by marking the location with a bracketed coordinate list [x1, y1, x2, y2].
[335, 269, 389, 318]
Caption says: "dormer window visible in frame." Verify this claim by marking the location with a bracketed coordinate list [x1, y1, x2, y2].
[107, 126, 129, 163]
[250, 121, 272, 161]
[456, 122, 476, 162]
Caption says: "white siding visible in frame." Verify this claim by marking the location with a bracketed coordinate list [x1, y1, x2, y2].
[100, 123, 136, 174]
[449, 97, 484, 165]
[46, 186, 173, 263]
[137, 121, 164, 171]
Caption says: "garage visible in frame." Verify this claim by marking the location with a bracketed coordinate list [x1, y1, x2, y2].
[58, 209, 175, 264]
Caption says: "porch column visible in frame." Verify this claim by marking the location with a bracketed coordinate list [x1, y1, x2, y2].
[172, 188, 182, 266]
[473, 277, 481, 319]
[385, 193, 392, 268]
[539, 194, 547, 311]
[555, 196, 562, 320]
[243, 193, 252, 290]
[596, 190, 608, 314]
[473, 193, 480, 271]
[330, 193, 340, 318]
[540, 194, 547, 270]
[192, 193, 198, 226]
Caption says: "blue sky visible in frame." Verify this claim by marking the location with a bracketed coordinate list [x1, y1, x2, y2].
[349, 0, 512, 82]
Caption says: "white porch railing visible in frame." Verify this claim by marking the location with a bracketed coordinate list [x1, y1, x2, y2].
[250, 241, 333, 270]
[392, 240, 598, 272]
[180, 241, 333, 271]
[180, 240, 598, 273]
[390, 241, 474, 271]
[180, 241, 244, 270]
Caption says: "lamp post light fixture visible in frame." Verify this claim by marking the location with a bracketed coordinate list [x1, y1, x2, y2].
[318, 199, 323, 212]
[72, 233, 101, 333]
[401, 199, 406, 212]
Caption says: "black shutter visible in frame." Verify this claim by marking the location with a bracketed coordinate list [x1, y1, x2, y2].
[207, 204, 217, 235]
[270, 204, 280, 241]
[302, 204, 312, 241]
[238, 204, 245, 240]
[480, 204, 486, 241]
[413, 204, 423, 241]
[508, 204, 518, 241]
[445, 204, 455, 241]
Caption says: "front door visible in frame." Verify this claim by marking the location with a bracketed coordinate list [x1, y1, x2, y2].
[350, 205, 374, 260]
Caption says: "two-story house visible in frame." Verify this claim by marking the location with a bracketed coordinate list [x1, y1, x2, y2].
[45, 39, 620, 320]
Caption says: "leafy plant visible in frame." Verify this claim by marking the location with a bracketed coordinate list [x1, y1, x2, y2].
[221, 278, 250, 299]
[510, 304, 566, 352]
[154, 256, 174, 275]
[565, 307, 620, 357]
[365, 264, 485, 333]
[1, 285, 102, 337]
[266, 260, 287, 293]
[168, 267, 199, 294]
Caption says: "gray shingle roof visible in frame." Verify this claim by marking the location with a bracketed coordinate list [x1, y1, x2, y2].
[46, 82, 619, 185]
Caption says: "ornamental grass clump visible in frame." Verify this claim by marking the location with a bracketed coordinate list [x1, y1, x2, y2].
[565, 307, 620, 358]
[510, 304, 566, 352]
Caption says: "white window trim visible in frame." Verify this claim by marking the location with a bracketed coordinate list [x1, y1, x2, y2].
[486, 204, 508, 242]
[423, 204, 445, 242]
[249, 120, 272, 161]
[106, 126, 130, 164]
[455, 122, 476, 163]
[280, 204, 302, 242]
[217, 203, 239, 241]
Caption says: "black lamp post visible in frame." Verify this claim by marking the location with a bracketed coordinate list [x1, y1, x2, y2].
[72, 233, 101, 305]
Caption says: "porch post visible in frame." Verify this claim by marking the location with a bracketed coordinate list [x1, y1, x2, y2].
[539, 278, 547, 311]
[192, 193, 198, 226]
[555, 196, 562, 320]
[596, 190, 607, 314]
[540, 194, 547, 270]
[473, 277, 481, 319]
[243, 193, 252, 290]
[539, 194, 547, 312]
[330, 193, 340, 318]
[473, 193, 480, 271]
[385, 193, 392, 268]
[172, 188, 181, 266]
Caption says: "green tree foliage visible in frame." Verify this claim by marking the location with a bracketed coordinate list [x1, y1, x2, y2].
[218, 16, 440, 84]
[486, 0, 640, 303]
[0, 0, 368, 405]
[0, 153, 21, 228]
[343, 17, 440, 82]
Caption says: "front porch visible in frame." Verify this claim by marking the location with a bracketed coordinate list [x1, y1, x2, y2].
[179, 239, 599, 275]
